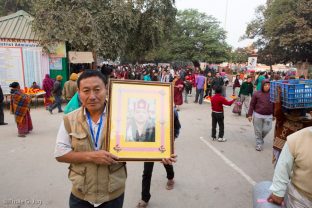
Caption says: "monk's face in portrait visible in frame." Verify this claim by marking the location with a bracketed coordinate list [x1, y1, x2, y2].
[133, 99, 150, 124]
[134, 108, 149, 124]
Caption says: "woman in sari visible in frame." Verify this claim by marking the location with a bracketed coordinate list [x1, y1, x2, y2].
[42, 74, 54, 109]
[9, 82, 33, 137]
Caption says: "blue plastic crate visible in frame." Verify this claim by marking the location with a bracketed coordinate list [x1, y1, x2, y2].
[270, 80, 287, 102]
[278, 80, 312, 109]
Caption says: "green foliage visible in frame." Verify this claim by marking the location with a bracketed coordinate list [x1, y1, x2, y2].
[0, 0, 31, 16]
[122, 0, 177, 63]
[31, 0, 176, 60]
[145, 9, 230, 63]
[229, 48, 249, 64]
[245, 0, 312, 64]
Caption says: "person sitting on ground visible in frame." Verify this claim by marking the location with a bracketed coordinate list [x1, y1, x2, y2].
[268, 127, 312, 207]
[210, 86, 236, 142]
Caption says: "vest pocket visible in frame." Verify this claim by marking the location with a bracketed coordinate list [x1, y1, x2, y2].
[70, 132, 90, 152]
[68, 165, 86, 194]
[108, 163, 127, 193]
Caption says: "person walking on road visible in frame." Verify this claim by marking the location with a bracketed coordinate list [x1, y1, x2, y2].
[49, 75, 63, 114]
[63, 73, 78, 103]
[210, 86, 236, 142]
[238, 76, 253, 117]
[232, 75, 241, 96]
[204, 72, 213, 98]
[0, 85, 8, 125]
[194, 71, 205, 104]
[183, 72, 193, 103]
[247, 79, 274, 151]
[137, 108, 181, 208]
[211, 72, 224, 94]
[173, 73, 184, 111]
[42, 74, 54, 109]
[255, 72, 265, 91]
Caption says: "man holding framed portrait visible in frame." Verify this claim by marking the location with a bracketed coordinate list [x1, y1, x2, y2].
[54, 70, 176, 208]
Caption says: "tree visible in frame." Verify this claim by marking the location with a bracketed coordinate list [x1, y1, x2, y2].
[145, 9, 230, 64]
[31, 0, 176, 60]
[0, 0, 31, 16]
[123, 0, 177, 63]
[229, 47, 249, 64]
[245, 0, 312, 64]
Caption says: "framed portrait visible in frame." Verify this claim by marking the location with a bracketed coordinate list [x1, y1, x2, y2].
[106, 79, 174, 161]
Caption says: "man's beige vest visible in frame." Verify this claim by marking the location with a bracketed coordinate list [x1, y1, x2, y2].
[64, 107, 127, 204]
[287, 127, 312, 200]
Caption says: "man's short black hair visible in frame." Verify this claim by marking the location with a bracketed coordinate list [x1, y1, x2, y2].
[77, 70, 108, 89]
[215, 86, 222, 94]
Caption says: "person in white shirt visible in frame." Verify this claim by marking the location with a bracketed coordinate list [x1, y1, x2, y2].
[268, 127, 312, 207]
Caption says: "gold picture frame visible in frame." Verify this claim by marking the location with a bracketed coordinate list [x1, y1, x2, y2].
[106, 79, 174, 161]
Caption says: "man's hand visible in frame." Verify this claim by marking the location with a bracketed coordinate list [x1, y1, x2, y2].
[248, 116, 252, 122]
[162, 154, 177, 165]
[267, 193, 284, 205]
[90, 150, 118, 165]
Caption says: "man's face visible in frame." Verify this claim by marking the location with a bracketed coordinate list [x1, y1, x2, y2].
[216, 73, 220, 78]
[263, 83, 270, 92]
[78, 76, 106, 113]
[247, 78, 252, 83]
[134, 108, 149, 124]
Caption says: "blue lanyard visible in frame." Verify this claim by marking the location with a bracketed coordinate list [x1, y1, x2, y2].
[86, 111, 103, 150]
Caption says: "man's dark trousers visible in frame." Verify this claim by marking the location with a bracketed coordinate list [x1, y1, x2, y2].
[50, 95, 62, 112]
[195, 88, 204, 104]
[69, 193, 124, 208]
[0, 102, 4, 124]
[211, 112, 224, 138]
[141, 162, 174, 203]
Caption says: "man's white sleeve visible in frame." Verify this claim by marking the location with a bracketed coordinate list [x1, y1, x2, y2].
[269, 143, 294, 197]
[54, 121, 72, 158]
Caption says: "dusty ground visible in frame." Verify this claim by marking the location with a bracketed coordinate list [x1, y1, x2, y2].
[0, 88, 275, 208]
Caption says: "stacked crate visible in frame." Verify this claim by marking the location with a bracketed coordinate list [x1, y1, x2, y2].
[270, 79, 312, 109]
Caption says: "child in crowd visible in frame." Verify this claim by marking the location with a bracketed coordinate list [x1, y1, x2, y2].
[211, 86, 236, 142]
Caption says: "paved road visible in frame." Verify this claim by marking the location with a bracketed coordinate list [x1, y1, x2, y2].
[0, 89, 275, 208]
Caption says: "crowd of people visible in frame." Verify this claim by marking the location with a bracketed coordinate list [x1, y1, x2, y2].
[0, 63, 311, 207]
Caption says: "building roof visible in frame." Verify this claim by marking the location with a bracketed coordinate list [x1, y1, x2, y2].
[0, 10, 39, 40]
